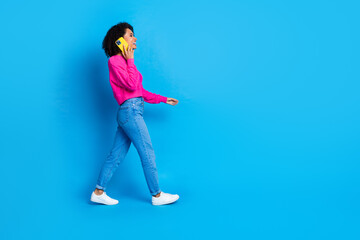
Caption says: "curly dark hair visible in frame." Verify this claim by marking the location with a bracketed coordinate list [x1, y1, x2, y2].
[102, 22, 134, 58]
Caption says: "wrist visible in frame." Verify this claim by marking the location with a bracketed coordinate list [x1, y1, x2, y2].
[161, 96, 168, 103]
[126, 58, 135, 66]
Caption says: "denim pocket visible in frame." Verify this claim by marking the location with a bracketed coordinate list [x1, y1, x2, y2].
[130, 102, 143, 117]
[131, 100, 143, 109]
[117, 107, 130, 125]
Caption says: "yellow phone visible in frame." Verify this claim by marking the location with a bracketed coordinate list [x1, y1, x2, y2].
[115, 37, 129, 53]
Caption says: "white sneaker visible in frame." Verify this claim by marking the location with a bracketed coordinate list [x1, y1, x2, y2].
[90, 191, 119, 205]
[152, 191, 180, 206]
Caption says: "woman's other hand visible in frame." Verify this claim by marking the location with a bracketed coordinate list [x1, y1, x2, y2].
[121, 45, 134, 60]
[166, 97, 179, 106]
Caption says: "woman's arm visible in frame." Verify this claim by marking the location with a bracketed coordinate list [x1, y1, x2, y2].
[109, 59, 141, 91]
[142, 86, 167, 104]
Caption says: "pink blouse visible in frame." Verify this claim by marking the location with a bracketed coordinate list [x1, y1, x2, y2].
[108, 54, 168, 105]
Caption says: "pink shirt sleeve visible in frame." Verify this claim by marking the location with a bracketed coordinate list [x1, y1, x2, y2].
[109, 58, 141, 91]
[142, 87, 168, 104]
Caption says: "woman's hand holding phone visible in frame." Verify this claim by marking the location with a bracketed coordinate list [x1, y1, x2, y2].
[121, 45, 134, 60]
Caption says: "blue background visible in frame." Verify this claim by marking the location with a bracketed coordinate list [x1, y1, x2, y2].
[1, 0, 359, 239]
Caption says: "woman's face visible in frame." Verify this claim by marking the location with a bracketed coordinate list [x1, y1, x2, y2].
[123, 28, 137, 50]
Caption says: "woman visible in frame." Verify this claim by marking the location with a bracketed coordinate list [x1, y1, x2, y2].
[90, 22, 180, 206]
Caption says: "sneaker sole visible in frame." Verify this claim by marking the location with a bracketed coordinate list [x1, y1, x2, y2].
[90, 198, 118, 205]
[152, 195, 180, 206]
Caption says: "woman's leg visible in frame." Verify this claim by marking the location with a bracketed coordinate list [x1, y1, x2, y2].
[119, 98, 161, 196]
[95, 124, 131, 191]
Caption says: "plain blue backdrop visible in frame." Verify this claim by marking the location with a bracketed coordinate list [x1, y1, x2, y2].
[1, 0, 359, 239]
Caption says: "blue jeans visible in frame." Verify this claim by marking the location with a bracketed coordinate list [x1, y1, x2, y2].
[95, 97, 161, 196]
